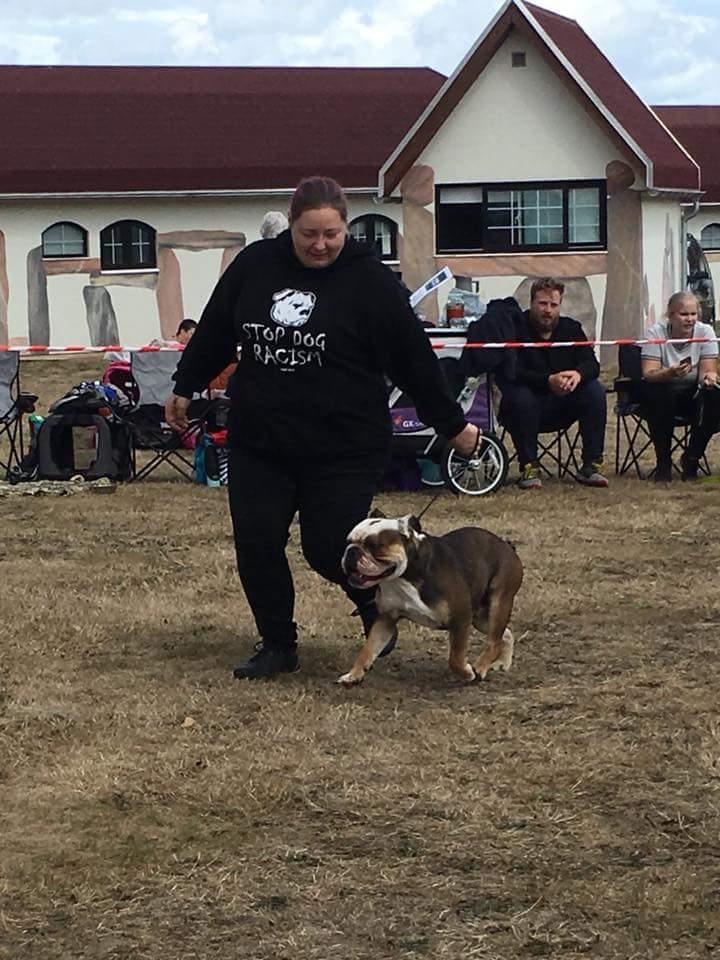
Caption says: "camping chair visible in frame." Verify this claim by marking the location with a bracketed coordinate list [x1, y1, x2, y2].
[0, 351, 37, 480]
[126, 351, 210, 482]
[614, 344, 710, 477]
[499, 421, 582, 479]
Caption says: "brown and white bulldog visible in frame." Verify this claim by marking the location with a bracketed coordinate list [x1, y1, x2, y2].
[339, 513, 523, 686]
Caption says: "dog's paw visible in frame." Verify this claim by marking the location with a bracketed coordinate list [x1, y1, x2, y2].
[337, 671, 364, 687]
[491, 658, 512, 672]
[491, 651, 513, 672]
[450, 661, 476, 683]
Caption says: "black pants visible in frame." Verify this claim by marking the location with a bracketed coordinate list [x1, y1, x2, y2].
[640, 381, 720, 466]
[227, 445, 386, 648]
[498, 378, 607, 468]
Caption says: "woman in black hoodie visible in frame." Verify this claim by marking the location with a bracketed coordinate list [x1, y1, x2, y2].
[166, 176, 479, 679]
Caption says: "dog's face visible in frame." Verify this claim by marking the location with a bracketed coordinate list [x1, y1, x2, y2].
[342, 514, 422, 589]
[270, 288, 317, 327]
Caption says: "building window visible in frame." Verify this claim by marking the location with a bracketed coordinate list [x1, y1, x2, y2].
[349, 214, 398, 260]
[41, 221, 87, 258]
[436, 181, 606, 254]
[100, 220, 156, 270]
[701, 223, 720, 250]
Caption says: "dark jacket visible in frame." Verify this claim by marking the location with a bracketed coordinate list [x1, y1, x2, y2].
[511, 312, 600, 392]
[173, 231, 466, 457]
[460, 297, 523, 381]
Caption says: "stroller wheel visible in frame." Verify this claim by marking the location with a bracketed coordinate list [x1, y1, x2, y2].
[442, 433, 508, 496]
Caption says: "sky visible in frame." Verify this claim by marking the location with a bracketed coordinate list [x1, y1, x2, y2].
[1, 0, 720, 105]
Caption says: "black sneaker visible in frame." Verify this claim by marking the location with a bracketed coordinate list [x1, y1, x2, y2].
[233, 643, 299, 679]
[576, 460, 609, 488]
[653, 463, 672, 483]
[680, 453, 699, 482]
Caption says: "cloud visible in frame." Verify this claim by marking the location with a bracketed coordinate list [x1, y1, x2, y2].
[0, 0, 717, 102]
[167, 18, 218, 57]
[0, 31, 62, 64]
[114, 7, 207, 25]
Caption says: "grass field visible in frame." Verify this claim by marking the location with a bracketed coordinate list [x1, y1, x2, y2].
[1, 357, 719, 959]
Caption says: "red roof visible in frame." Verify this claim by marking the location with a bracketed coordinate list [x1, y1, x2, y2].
[381, 0, 701, 196]
[0, 65, 445, 193]
[524, 3, 700, 193]
[653, 106, 720, 202]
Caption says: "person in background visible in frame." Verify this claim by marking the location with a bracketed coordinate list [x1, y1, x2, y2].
[149, 318, 197, 349]
[260, 210, 289, 240]
[641, 291, 719, 482]
[174, 318, 197, 345]
[165, 175, 480, 680]
[498, 278, 608, 490]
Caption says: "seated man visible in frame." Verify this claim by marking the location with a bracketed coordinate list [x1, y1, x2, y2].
[498, 277, 608, 489]
[640, 290, 719, 482]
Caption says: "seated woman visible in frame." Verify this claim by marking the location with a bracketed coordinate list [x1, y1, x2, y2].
[641, 291, 720, 481]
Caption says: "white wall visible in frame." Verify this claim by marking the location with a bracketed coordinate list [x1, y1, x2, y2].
[641, 196, 683, 328]
[419, 28, 644, 186]
[0, 193, 397, 346]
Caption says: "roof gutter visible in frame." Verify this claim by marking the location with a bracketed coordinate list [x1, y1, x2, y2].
[644, 186, 704, 198]
[0, 186, 377, 201]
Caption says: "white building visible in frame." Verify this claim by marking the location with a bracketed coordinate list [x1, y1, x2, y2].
[0, 0, 716, 350]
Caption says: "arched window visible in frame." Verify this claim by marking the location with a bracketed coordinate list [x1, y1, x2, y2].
[100, 220, 156, 271]
[41, 221, 87, 258]
[349, 214, 398, 261]
[701, 223, 720, 250]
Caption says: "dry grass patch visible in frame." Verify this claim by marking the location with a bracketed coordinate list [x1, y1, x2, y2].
[0, 357, 719, 959]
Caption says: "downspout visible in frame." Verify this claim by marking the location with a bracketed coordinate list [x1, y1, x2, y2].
[681, 197, 701, 288]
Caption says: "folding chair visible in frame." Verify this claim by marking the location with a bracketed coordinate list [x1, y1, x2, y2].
[614, 344, 710, 478]
[0, 351, 37, 479]
[126, 351, 209, 482]
[499, 421, 582, 479]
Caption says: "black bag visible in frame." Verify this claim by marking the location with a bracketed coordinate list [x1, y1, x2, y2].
[460, 297, 523, 380]
[36, 413, 132, 481]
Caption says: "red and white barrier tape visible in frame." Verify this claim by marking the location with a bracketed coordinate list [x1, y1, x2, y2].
[0, 344, 184, 353]
[434, 337, 720, 349]
[1, 336, 719, 353]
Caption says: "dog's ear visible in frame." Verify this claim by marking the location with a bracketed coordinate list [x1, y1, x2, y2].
[368, 507, 386, 519]
[398, 515, 421, 539]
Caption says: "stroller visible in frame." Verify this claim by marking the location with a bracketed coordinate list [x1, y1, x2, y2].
[389, 336, 509, 496]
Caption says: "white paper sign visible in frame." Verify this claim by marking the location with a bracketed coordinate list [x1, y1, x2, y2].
[409, 266, 454, 308]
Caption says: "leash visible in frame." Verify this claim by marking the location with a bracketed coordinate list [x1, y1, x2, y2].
[416, 489, 445, 522]
[416, 427, 486, 522]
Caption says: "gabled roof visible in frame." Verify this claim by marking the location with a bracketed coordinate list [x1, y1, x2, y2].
[653, 106, 720, 203]
[380, 0, 701, 197]
[0, 65, 445, 195]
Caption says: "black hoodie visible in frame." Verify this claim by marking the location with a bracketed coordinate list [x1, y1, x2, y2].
[173, 231, 466, 458]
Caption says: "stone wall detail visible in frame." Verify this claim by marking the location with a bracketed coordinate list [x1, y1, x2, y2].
[601, 161, 644, 360]
[156, 248, 184, 338]
[83, 286, 120, 347]
[400, 165, 439, 324]
[27, 248, 49, 346]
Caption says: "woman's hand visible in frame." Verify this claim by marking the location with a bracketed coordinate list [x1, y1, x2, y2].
[165, 394, 191, 432]
[702, 370, 718, 388]
[660, 359, 692, 380]
[449, 423, 482, 458]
